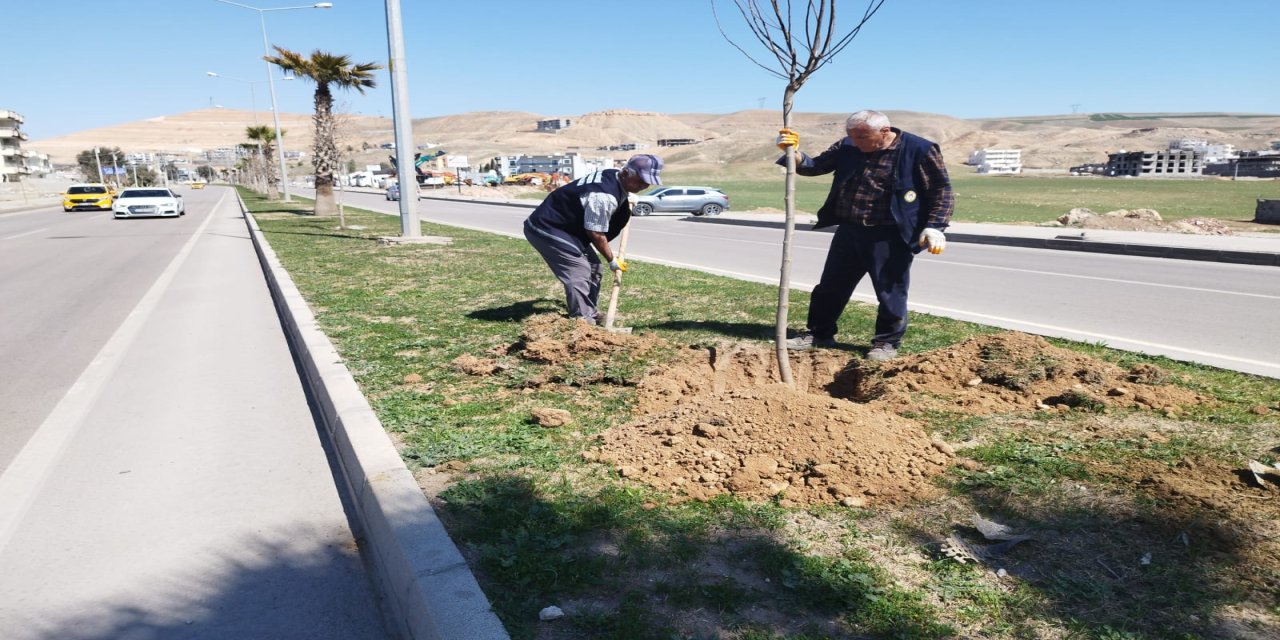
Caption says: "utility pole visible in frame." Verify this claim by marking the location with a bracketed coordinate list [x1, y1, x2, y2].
[94, 147, 104, 184]
[385, 0, 419, 237]
[110, 152, 122, 189]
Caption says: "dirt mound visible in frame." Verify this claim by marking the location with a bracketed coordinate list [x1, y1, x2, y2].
[866, 332, 1211, 415]
[590, 383, 951, 506]
[518, 314, 666, 366]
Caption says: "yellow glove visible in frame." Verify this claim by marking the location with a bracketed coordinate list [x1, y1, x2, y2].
[776, 128, 799, 151]
[918, 228, 946, 255]
[609, 258, 628, 272]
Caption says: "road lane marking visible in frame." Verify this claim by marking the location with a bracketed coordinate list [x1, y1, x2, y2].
[936, 259, 1280, 300]
[0, 194, 225, 553]
[3, 227, 50, 241]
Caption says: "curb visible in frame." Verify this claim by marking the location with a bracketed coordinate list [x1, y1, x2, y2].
[238, 197, 510, 640]
[686, 216, 1280, 267]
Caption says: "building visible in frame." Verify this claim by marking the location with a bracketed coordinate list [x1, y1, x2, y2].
[1203, 155, 1280, 178]
[1104, 149, 1203, 177]
[1169, 138, 1235, 163]
[536, 118, 572, 132]
[1, 109, 31, 182]
[967, 148, 1022, 174]
[657, 138, 697, 147]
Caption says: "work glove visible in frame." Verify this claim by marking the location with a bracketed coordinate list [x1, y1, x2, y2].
[776, 128, 799, 151]
[918, 228, 946, 255]
[609, 258, 628, 272]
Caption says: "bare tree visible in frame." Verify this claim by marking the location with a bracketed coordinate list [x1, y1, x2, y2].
[713, 0, 886, 384]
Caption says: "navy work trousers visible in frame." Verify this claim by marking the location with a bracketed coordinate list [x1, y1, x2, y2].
[806, 224, 915, 347]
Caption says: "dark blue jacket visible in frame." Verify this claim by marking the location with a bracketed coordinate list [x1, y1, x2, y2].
[780, 129, 945, 249]
[526, 169, 631, 252]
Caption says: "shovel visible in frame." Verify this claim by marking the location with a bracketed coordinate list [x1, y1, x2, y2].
[602, 224, 632, 333]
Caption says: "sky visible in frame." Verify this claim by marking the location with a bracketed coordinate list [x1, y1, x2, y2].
[5, 0, 1278, 141]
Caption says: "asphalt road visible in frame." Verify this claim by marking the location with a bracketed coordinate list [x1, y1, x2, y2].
[0, 191, 388, 639]
[322, 187, 1280, 379]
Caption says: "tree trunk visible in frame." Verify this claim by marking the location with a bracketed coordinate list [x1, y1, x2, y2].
[775, 85, 798, 385]
[311, 85, 338, 216]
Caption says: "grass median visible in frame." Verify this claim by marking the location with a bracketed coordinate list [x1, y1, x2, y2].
[243, 188, 1280, 640]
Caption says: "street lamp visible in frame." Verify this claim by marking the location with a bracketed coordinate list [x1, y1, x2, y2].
[206, 71, 262, 126]
[214, 1, 333, 202]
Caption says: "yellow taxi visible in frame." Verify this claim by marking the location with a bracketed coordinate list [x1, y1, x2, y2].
[191, 182, 206, 190]
[63, 183, 114, 211]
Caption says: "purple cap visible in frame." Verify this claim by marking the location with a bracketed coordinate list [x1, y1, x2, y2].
[625, 154, 663, 186]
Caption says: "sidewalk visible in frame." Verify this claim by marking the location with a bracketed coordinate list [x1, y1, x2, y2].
[694, 211, 1280, 267]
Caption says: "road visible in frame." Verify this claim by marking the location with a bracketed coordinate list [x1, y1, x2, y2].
[0, 191, 388, 639]
[322, 187, 1280, 379]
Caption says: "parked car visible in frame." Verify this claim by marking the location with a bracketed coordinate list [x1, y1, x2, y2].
[112, 187, 185, 219]
[62, 183, 114, 212]
[632, 186, 729, 216]
[191, 182, 206, 189]
[386, 183, 420, 201]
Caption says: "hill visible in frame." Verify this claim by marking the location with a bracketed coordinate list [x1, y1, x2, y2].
[27, 108, 1280, 171]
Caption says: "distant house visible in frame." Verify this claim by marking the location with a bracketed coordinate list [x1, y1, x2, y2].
[1203, 155, 1280, 178]
[492, 152, 611, 180]
[537, 118, 572, 132]
[967, 148, 1022, 174]
[1104, 149, 1202, 177]
[1169, 138, 1235, 163]
[657, 138, 697, 147]
[1, 109, 31, 182]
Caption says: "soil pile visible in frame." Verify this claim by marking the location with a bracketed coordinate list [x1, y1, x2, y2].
[590, 383, 951, 506]
[865, 332, 1211, 415]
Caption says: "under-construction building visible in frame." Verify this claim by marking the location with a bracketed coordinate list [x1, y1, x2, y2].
[1104, 149, 1202, 177]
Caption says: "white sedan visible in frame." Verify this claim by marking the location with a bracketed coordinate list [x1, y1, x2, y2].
[112, 188, 185, 219]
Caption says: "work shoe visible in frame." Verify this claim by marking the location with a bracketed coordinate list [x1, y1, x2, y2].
[786, 331, 836, 350]
[866, 342, 898, 362]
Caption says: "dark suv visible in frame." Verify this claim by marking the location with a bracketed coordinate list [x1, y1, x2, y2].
[633, 186, 729, 216]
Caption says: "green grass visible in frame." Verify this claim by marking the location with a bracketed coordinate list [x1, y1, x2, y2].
[654, 166, 1280, 225]
[243, 188, 1280, 640]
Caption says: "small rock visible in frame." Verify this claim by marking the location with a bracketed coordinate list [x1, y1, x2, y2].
[996, 568, 1008, 578]
[1249, 405, 1270, 415]
[1107, 387, 1130, 397]
[1143, 431, 1169, 444]
[811, 463, 841, 477]
[959, 459, 982, 471]
[531, 407, 573, 427]
[932, 441, 956, 457]
[538, 606, 564, 621]
[617, 466, 639, 478]
[965, 377, 982, 387]
[693, 423, 720, 438]
[828, 484, 854, 498]
[840, 496, 867, 508]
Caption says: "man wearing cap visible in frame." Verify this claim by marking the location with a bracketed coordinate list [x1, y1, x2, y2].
[774, 110, 953, 361]
[523, 153, 663, 324]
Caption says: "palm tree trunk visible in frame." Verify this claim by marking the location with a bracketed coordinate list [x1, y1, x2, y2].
[312, 84, 337, 216]
[775, 85, 798, 385]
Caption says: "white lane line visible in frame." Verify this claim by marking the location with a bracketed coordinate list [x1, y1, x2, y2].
[0, 193, 226, 553]
[3, 227, 50, 241]
[937, 259, 1280, 300]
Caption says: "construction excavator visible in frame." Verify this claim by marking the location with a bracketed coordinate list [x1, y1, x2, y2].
[389, 150, 448, 186]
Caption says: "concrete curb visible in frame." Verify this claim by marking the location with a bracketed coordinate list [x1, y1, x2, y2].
[237, 197, 510, 640]
[686, 216, 1280, 267]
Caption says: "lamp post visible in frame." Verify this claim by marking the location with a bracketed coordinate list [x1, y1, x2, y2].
[214, 1, 333, 202]
[206, 71, 261, 126]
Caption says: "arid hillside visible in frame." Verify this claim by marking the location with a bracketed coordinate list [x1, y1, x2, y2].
[28, 108, 1280, 171]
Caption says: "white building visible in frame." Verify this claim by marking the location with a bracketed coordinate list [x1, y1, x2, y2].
[968, 148, 1022, 174]
[1, 109, 31, 182]
[1169, 138, 1235, 163]
[492, 152, 612, 180]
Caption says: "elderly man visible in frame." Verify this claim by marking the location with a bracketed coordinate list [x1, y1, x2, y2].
[776, 110, 953, 361]
[523, 154, 663, 324]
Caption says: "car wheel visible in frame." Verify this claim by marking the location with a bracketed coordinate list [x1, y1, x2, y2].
[633, 203, 653, 216]
[700, 203, 724, 216]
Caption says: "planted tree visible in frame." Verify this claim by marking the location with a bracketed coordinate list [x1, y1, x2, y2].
[245, 125, 281, 199]
[264, 47, 381, 216]
[713, 0, 886, 384]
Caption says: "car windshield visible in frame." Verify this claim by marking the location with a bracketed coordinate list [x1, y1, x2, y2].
[68, 186, 107, 195]
[119, 190, 172, 198]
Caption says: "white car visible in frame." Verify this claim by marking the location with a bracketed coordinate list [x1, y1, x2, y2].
[112, 188, 185, 219]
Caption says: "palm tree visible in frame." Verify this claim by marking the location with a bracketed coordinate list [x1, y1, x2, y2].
[244, 125, 281, 199]
[264, 46, 381, 216]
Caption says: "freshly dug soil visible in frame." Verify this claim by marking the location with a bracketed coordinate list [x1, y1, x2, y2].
[591, 383, 951, 506]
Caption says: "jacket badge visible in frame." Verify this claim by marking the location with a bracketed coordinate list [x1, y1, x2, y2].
[903, 190, 918, 203]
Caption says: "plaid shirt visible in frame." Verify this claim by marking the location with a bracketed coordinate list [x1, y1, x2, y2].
[801, 131, 954, 228]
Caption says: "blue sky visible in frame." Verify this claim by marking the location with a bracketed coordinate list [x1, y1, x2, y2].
[6, 1, 1277, 141]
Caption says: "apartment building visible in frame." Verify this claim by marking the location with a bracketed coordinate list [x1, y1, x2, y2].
[536, 118, 572, 132]
[1169, 138, 1235, 163]
[1104, 149, 1203, 177]
[492, 152, 613, 180]
[967, 148, 1022, 174]
[1, 109, 31, 182]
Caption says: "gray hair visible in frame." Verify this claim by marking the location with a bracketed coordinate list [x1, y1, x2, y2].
[846, 110, 891, 131]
